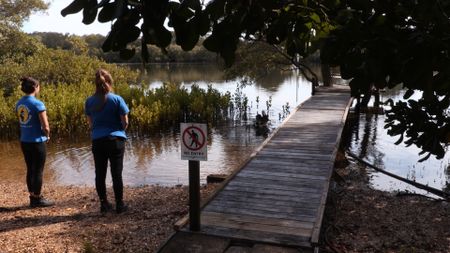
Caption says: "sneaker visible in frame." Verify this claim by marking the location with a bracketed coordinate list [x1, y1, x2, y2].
[116, 201, 128, 214]
[100, 200, 112, 213]
[30, 196, 55, 208]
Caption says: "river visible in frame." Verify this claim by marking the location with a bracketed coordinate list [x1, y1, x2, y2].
[347, 86, 450, 195]
[0, 64, 313, 186]
[1, 64, 448, 194]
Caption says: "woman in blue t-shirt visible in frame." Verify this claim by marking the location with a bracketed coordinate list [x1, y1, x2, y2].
[85, 69, 129, 213]
[16, 77, 54, 207]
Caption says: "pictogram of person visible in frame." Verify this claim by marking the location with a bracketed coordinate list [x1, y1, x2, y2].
[190, 129, 199, 148]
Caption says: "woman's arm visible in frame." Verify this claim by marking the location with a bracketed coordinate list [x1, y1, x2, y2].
[38, 111, 50, 141]
[120, 114, 128, 130]
[86, 116, 93, 130]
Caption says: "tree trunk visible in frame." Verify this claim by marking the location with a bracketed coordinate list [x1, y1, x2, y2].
[321, 64, 332, 87]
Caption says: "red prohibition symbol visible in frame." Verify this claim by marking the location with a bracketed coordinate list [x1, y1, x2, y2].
[182, 126, 206, 151]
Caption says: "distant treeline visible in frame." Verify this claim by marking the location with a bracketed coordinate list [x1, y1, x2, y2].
[0, 29, 232, 138]
[29, 32, 220, 64]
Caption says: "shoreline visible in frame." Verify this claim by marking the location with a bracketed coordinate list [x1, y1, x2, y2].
[1, 160, 449, 253]
[321, 162, 450, 252]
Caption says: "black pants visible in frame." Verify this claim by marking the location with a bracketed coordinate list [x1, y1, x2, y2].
[92, 137, 125, 203]
[21, 142, 46, 195]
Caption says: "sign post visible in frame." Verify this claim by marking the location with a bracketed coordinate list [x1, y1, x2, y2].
[180, 123, 207, 231]
[188, 160, 200, 231]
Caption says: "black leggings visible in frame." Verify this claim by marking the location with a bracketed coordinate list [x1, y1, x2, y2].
[21, 142, 46, 195]
[92, 137, 125, 202]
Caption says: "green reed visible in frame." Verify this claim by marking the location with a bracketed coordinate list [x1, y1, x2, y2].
[0, 81, 232, 138]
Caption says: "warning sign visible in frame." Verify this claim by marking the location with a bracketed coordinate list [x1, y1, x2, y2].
[180, 123, 207, 161]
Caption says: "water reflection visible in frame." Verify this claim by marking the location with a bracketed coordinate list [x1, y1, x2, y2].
[0, 64, 312, 186]
[347, 88, 450, 194]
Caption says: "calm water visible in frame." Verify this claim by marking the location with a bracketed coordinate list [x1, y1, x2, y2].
[0, 64, 313, 186]
[2, 65, 448, 194]
[347, 86, 450, 195]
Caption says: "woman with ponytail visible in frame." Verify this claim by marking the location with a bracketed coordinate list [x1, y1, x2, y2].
[16, 77, 54, 207]
[85, 69, 130, 213]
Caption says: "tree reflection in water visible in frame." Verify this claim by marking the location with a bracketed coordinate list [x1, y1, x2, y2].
[347, 88, 450, 194]
[0, 64, 313, 186]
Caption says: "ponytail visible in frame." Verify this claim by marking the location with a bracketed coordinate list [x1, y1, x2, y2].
[95, 69, 113, 95]
[92, 69, 113, 111]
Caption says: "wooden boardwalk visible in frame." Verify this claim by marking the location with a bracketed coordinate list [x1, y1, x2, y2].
[163, 85, 352, 252]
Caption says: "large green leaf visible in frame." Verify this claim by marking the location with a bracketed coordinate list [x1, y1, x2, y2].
[119, 26, 141, 46]
[403, 89, 414, 99]
[102, 30, 115, 52]
[181, 0, 201, 11]
[155, 26, 173, 48]
[220, 37, 237, 67]
[98, 2, 116, 23]
[61, 0, 86, 17]
[195, 11, 210, 36]
[180, 21, 199, 51]
[119, 48, 135, 60]
[203, 34, 221, 53]
[205, 0, 226, 20]
[82, 0, 98, 25]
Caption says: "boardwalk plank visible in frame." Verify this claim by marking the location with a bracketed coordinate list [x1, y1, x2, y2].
[239, 166, 328, 175]
[202, 211, 314, 230]
[234, 172, 327, 184]
[219, 185, 323, 198]
[216, 190, 322, 204]
[206, 200, 318, 216]
[190, 86, 351, 249]
[200, 225, 311, 247]
[202, 213, 312, 237]
[212, 194, 320, 209]
[203, 205, 317, 222]
[229, 178, 325, 192]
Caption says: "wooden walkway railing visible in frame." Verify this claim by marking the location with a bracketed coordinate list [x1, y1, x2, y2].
[161, 85, 352, 252]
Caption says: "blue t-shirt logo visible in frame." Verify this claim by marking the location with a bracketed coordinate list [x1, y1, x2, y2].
[16, 96, 47, 143]
[17, 104, 32, 125]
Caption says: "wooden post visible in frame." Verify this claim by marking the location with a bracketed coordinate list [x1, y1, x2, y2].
[188, 160, 201, 231]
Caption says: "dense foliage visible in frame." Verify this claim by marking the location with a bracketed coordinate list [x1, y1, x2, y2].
[0, 26, 230, 139]
[0, 45, 137, 92]
[61, 0, 450, 160]
[29, 32, 219, 64]
[0, 78, 231, 138]
[320, 0, 450, 161]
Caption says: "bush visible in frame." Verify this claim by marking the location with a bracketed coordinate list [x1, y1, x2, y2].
[0, 81, 231, 138]
[0, 47, 139, 93]
[0, 45, 231, 139]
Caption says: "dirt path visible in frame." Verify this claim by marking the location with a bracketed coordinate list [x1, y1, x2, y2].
[1, 161, 449, 253]
[0, 183, 218, 253]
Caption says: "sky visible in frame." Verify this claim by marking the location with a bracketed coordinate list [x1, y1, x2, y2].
[22, 0, 111, 35]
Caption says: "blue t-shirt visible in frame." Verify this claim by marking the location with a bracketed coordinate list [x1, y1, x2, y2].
[85, 93, 130, 140]
[15, 96, 48, 143]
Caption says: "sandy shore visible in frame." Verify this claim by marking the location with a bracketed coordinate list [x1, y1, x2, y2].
[0, 183, 218, 253]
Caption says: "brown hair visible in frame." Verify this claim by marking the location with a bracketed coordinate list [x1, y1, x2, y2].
[20, 77, 39, 94]
[95, 68, 113, 95]
[92, 69, 113, 112]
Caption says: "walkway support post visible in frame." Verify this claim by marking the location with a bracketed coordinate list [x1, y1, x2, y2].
[189, 160, 201, 231]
